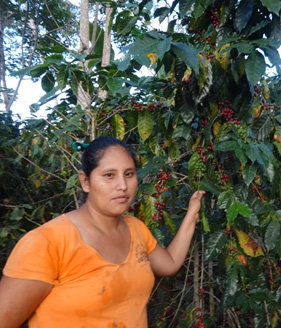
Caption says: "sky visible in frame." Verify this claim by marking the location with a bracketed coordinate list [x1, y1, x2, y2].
[1, 77, 47, 120]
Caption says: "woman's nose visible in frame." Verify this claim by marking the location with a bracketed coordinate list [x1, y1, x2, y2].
[116, 175, 127, 190]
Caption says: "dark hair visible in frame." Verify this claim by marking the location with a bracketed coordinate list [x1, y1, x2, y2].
[81, 136, 137, 177]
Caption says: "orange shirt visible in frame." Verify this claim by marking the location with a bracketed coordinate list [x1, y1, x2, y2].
[3, 214, 157, 328]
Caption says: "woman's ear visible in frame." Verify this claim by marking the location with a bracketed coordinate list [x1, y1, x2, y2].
[79, 171, 90, 193]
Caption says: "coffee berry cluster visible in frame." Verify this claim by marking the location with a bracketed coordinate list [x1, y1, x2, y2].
[196, 145, 207, 163]
[210, 7, 220, 28]
[152, 201, 165, 221]
[251, 179, 267, 202]
[213, 162, 230, 185]
[155, 171, 170, 197]
[131, 101, 163, 112]
[194, 307, 205, 328]
[193, 153, 206, 179]
[219, 100, 240, 125]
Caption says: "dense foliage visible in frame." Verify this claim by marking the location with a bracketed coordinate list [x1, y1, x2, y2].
[1, 0, 281, 327]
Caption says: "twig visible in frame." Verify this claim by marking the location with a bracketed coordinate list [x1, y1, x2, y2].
[168, 243, 196, 328]
[149, 277, 164, 301]
[12, 147, 74, 186]
[73, 190, 79, 209]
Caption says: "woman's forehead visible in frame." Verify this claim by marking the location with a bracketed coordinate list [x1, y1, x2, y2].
[98, 146, 135, 165]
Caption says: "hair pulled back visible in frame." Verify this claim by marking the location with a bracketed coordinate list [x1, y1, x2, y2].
[81, 136, 137, 177]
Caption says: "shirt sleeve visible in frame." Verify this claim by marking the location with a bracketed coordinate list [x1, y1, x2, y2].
[3, 229, 59, 285]
[138, 220, 157, 255]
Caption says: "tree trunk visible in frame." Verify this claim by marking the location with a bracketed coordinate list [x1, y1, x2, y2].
[98, 2, 113, 100]
[0, 9, 10, 112]
[77, 0, 91, 111]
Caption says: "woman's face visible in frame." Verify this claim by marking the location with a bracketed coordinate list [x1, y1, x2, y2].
[80, 146, 138, 217]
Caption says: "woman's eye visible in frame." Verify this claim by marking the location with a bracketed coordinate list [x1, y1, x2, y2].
[105, 173, 113, 178]
[126, 172, 134, 177]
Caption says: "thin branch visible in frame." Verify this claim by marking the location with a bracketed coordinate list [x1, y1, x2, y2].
[34, 129, 81, 171]
[12, 147, 73, 186]
[168, 243, 196, 328]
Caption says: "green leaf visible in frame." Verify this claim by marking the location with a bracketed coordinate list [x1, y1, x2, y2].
[265, 220, 280, 251]
[130, 35, 160, 56]
[235, 147, 247, 164]
[111, 114, 125, 140]
[152, 227, 165, 245]
[273, 140, 281, 156]
[242, 162, 257, 186]
[163, 211, 177, 235]
[251, 114, 272, 141]
[204, 230, 228, 263]
[248, 21, 270, 37]
[157, 37, 172, 59]
[244, 144, 259, 163]
[260, 0, 281, 15]
[217, 190, 234, 209]
[134, 54, 151, 67]
[193, 0, 207, 19]
[144, 195, 154, 225]
[41, 71, 55, 93]
[154, 7, 170, 23]
[214, 140, 237, 152]
[226, 202, 251, 222]
[138, 110, 154, 141]
[236, 292, 250, 313]
[57, 67, 68, 90]
[23, 204, 33, 209]
[11, 64, 41, 77]
[10, 208, 25, 221]
[117, 16, 138, 35]
[226, 203, 239, 222]
[107, 77, 124, 94]
[66, 174, 79, 189]
[37, 86, 59, 106]
[276, 234, 281, 258]
[245, 51, 266, 86]
[203, 113, 220, 145]
[188, 152, 200, 178]
[71, 51, 88, 62]
[227, 42, 255, 55]
[45, 54, 64, 65]
[172, 125, 191, 140]
[237, 203, 251, 218]
[249, 288, 269, 302]
[117, 57, 131, 71]
[202, 210, 210, 233]
[234, 0, 254, 32]
[179, 0, 194, 17]
[263, 162, 275, 182]
[30, 103, 40, 112]
[172, 43, 199, 74]
[201, 180, 220, 195]
[226, 265, 238, 296]
[168, 143, 181, 161]
[30, 66, 48, 78]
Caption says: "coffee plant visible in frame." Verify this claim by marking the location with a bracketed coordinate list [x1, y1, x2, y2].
[1, 0, 281, 327]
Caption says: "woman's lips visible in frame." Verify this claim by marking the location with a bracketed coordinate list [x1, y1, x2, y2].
[113, 196, 129, 203]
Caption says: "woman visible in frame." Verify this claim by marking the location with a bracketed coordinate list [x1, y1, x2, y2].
[0, 136, 204, 328]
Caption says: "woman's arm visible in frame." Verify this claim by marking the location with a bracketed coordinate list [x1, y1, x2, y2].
[0, 276, 53, 328]
[148, 190, 205, 276]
